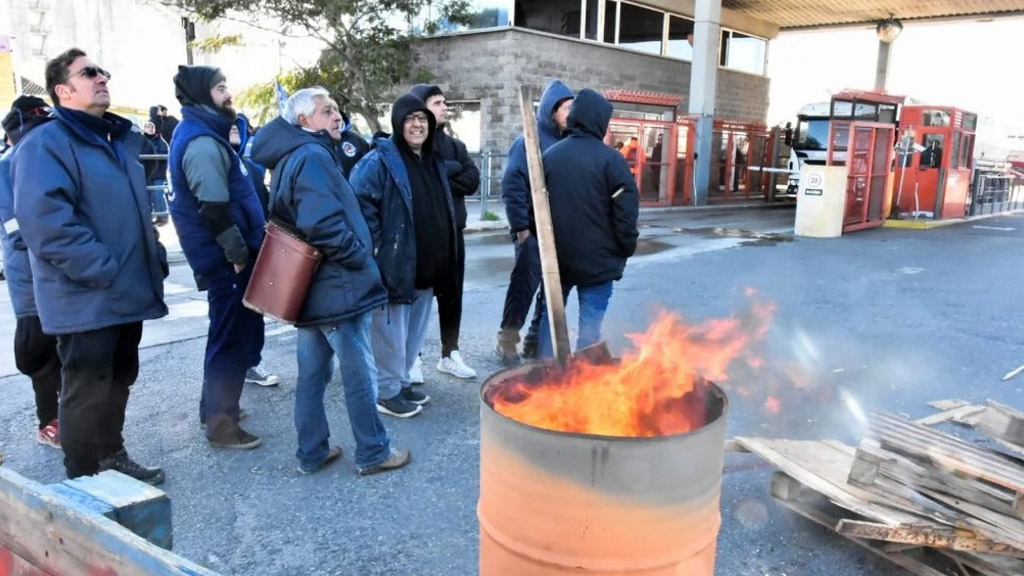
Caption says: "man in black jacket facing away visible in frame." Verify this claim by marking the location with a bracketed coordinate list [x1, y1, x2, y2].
[409, 84, 480, 380]
[535, 89, 639, 358]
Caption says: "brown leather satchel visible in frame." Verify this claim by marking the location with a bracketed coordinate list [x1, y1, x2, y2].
[243, 220, 322, 324]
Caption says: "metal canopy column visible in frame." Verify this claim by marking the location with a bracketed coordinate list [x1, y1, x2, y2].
[874, 39, 892, 91]
[687, 0, 722, 206]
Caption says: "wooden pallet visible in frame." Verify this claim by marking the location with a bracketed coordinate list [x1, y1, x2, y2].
[735, 435, 1024, 576]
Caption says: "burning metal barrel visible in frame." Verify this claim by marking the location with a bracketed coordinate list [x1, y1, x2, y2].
[479, 361, 729, 575]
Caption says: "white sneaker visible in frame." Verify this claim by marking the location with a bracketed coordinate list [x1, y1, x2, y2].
[409, 355, 424, 385]
[437, 351, 477, 379]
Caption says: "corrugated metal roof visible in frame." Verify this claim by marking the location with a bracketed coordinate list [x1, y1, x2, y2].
[724, 0, 1024, 29]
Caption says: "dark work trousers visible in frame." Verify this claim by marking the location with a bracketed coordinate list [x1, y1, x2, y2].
[435, 229, 465, 358]
[499, 233, 545, 346]
[56, 321, 143, 478]
[14, 315, 61, 429]
[200, 265, 265, 437]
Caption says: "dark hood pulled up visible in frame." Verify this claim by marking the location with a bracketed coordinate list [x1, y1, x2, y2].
[566, 88, 613, 141]
[390, 93, 435, 158]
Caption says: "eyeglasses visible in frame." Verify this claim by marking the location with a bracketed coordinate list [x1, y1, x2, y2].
[68, 66, 112, 81]
[404, 113, 429, 125]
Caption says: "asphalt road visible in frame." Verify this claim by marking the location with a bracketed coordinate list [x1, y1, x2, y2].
[2, 205, 1022, 575]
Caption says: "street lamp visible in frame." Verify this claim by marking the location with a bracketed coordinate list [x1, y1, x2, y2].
[876, 16, 903, 43]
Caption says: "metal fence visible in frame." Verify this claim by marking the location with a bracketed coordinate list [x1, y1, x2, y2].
[468, 151, 508, 219]
[968, 169, 1024, 216]
[140, 152, 509, 222]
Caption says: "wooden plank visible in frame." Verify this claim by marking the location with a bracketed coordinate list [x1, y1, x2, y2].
[835, 519, 1024, 556]
[871, 412, 1024, 495]
[723, 438, 749, 453]
[916, 405, 988, 427]
[735, 437, 919, 526]
[769, 472, 962, 576]
[0, 467, 219, 576]
[59, 471, 173, 550]
[940, 550, 1024, 576]
[852, 441, 1022, 521]
[517, 85, 570, 366]
[980, 401, 1024, 447]
[918, 488, 1024, 550]
[0, 545, 52, 576]
[1001, 363, 1024, 381]
[929, 400, 973, 412]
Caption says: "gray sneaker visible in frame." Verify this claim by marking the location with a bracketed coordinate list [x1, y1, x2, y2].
[376, 394, 423, 418]
[245, 364, 280, 387]
[358, 448, 412, 476]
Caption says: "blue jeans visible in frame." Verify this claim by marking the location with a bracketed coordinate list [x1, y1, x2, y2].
[295, 312, 391, 470]
[538, 280, 614, 359]
[149, 179, 168, 217]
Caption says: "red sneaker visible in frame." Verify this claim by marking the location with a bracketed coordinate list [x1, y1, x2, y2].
[36, 419, 60, 449]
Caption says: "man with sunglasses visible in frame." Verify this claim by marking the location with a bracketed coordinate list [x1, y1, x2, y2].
[168, 65, 266, 450]
[351, 93, 458, 418]
[11, 48, 169, 483]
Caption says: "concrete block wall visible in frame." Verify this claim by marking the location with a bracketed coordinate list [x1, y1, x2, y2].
[411, 27, 770, 158]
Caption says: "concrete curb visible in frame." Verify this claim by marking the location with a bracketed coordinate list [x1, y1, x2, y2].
[882, 209, 1024, 230]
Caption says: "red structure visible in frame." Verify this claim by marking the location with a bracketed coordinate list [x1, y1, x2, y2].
[602, 89, 773, 207]
[893, 106, 978, 219]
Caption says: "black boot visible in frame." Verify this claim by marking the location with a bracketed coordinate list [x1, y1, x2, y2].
[495, 330, 521, 367]
[98, 449, 165, 486]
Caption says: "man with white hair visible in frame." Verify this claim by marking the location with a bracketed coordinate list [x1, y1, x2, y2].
[251, 87, 410, 476]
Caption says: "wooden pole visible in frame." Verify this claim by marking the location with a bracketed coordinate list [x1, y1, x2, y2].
[518, 85, 571, 366]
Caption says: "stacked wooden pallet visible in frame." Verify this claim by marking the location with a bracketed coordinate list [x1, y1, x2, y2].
[735, 400, 1024, 576]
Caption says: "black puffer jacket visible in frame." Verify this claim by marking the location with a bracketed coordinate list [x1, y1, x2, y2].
[542, 89, 639, 287]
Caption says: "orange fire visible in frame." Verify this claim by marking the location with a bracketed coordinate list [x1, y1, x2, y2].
[490, 295, 775, 437]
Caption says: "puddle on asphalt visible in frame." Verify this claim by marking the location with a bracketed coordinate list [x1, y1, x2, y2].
[672, 226, 794, 247]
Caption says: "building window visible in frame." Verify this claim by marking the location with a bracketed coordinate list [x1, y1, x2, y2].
[720, 30, 766, 75]
[584, 0, 599, 39]
[617, 1, 663, 55]
[467, 0, 512, 29]
[446, 101, 482, 152]
[604, 0, 618, 43]
[666, 15, 695, 60]
[514, 0, 581, 38]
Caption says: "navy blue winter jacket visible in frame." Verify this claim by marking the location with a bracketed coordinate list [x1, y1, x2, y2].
[543, 89, 639, 287]
[250, 117, 387, 327]
[168, 106, 265, 289]
[11, 108, 168, 334]
[0, 151, 37, 317]
[350, 122, 458, 304]
[501, 80, 574, 233]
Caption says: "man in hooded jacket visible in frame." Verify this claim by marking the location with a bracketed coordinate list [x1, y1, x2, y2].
[168, 65, 266, 450]
[535, 89, 639, 358]
[496, 79, 574, 365]
[408, 84, 480, 381]
[1, 96, 62, 449]
[250, 87, 410, 476]
[350, 93, 457, 419]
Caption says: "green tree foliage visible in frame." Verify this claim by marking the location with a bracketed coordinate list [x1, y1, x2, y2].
[170, 0, 472, 132]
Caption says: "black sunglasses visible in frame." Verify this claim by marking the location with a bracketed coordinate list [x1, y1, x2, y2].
[68, 66, 112, 81]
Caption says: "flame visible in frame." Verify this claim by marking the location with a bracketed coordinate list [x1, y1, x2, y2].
[489, 297, 775, 437]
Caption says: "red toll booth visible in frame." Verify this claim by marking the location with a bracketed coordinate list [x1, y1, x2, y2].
[893, 106, 978, 219]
